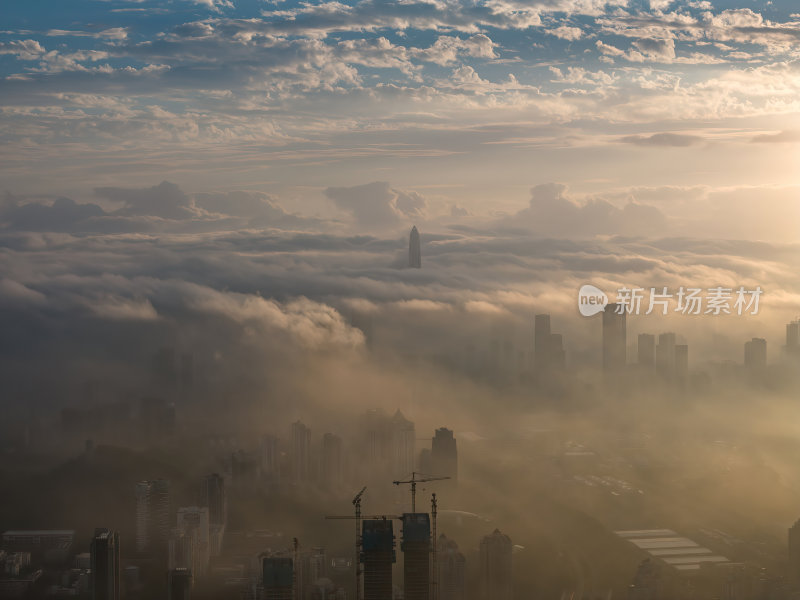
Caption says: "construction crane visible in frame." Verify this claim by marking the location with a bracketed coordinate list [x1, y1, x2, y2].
[430, 493, 438, 600]
[392, 472, 450, 513]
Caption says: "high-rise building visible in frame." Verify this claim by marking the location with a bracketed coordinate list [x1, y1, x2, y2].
[431, 428, 457, 481]
[787, 320, 800, 354]
[292, 421, 312, 483]
[391, 410, 415, 478]
[135, 479, 171, 554]
[602, 304, 626, 371]
[362, 519, 395, 600]
[402, 513, 430, 600]
[674, 344, 688, 380]
[745, 337, 767, 369]
[261, 434, 281, 485]
[176, 507, 210, 577]
[263, 556, 293, 600]
[91, 528, 120, 600]
[200, 474, 226, 527]
[637, 334, 655, 368]
[168, 568, 192, 600]
[656, 333, 676, 379]
[409, 226, 421, 268]
[322, 433, 344, 488]
[437, 535, 465, 600]
[479, 529, 512, 600]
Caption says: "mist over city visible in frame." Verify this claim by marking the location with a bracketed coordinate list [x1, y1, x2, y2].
[2, 1, 800, 599]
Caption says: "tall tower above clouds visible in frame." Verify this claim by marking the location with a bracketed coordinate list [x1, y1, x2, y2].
[409, 226, 421, 268]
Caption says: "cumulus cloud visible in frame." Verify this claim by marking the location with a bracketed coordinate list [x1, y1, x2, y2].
[324, 182, 426, 229]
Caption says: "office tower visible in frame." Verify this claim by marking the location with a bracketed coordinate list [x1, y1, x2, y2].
[534, 314, 551, 373]
[431, 428, 457, 481]
[409, 226, 421, 268]
[437, 535, 465, 600]
[292, 421, 312, 483]
[548, 333, 565, 369]
[168, 527, 196, 573]
[135, 479, 171, 554]
[391, 410, 416, 478]
[263, 557, 294, 600]
[789, 520, 800, 583]
[322, 433, 344, 488]
[628, 558, 660, 600]
[674, 344, 688, 380]
[402, 513, 430, 600]
[261, 434, 281, 484]
[637, 334, 655, 368]
[479, 529, 512, 600]
[787, 320, 800, 354]
[362, 520, 395, 600]
[602, 304, 626, 371]
[200, 473, 226, 527]
[91, 528, 120, 600]
[168, 568, 192, 600]
[745, 337, 767, 369]
[176, 507, 210, 577]
[656, 333, 676, 379]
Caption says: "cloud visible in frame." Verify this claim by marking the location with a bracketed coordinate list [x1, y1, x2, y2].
[619, 133, 704, 147]
[324, 182, 426, 229]
[750, 130, 800, 144]
[95, 181, 198, 220]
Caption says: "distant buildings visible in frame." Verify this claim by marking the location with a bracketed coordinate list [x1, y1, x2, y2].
[534, 314, 566, 373]
[321, 433, 344, 488]
[200, 473, 226, 527]
[637, 334, 655, 368]
[787, 320, 800, 355]
[135, 479, 171, 554]
[409, 226, 421, 268]
[175, 507, 210, 578]
[262, 556, 293, 600]
[292, 421, 312, 483]
[744, 337, 767, 370]
[479, 529, 512, 600]
[168, 568, 192, 600]
[437, 534, 465, 600]
[390, 410, 416, 479]
[602, 304, 626, 371]
[90, 528, 120, 600]
[430, 428, 457, 481]
[655, 333, 676, 379]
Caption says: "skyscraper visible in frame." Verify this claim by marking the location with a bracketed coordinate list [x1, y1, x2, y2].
[602, 304, 626, 371]
[637, 333, 655, 368]
[401, 513, 430, 600]
[656, 333, 676, 379]
[168, 568, 192, 600]
[479, 529, 512, 600]
[261, 434, 281, 485]
[745, 337, 767, 369]
[409, 226, 421, 268]
[200, 473, 226, 527]
[292, 421, 312, 483]
[362, 519, 395, 600]
[176, 507, 210, 577]
[322, 433, 344, 488]
[263, 556, 294, 600]
[437, 535, 465, 600]
[391, 410, 415, 478]
[135, 479, 171, 554]
[431, 428, 457, 481]
[91, 528, 120, 600]
[787, 320, 800, 354]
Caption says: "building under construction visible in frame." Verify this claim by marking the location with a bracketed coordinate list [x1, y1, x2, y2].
[401, 513, 430, 600]
[361, 519, 395, 600]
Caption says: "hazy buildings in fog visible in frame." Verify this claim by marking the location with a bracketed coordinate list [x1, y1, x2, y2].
[535, 314, 566, 373]
[656, 333, 676, 380]
[603, 304, 626, 371]
[431, 428, 457, 481]
[263, 556, 293, 600]
[135, 479, 170, 554]
[437, 534, 465, 600]
[789, 519, 800, 584]
[479, 529, 512, 600]
[401, 513, 430, 600]
[409, 226, 421, 269]
[200, 473, 226, 527]
[261, 434, 281, 486]
[675, 344, 688, 380]
[391, 410, 416, 478]
[90, 528, 119, 600]
[787, 320, 800, 355]
[168, 567, 192, 600]
[362, 519, 395, 600]
[322, 432, 344, 488]
[744, 337, 767, 371]
[292, 421, 312, 483]
[638, 334, 655, 368]
[176, 507, 210, 577]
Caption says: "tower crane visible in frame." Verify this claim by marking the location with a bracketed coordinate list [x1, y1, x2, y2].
[392, 472, 450, 513]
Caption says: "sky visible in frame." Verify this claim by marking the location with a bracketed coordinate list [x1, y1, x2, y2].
[1, 0, 799, 403]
